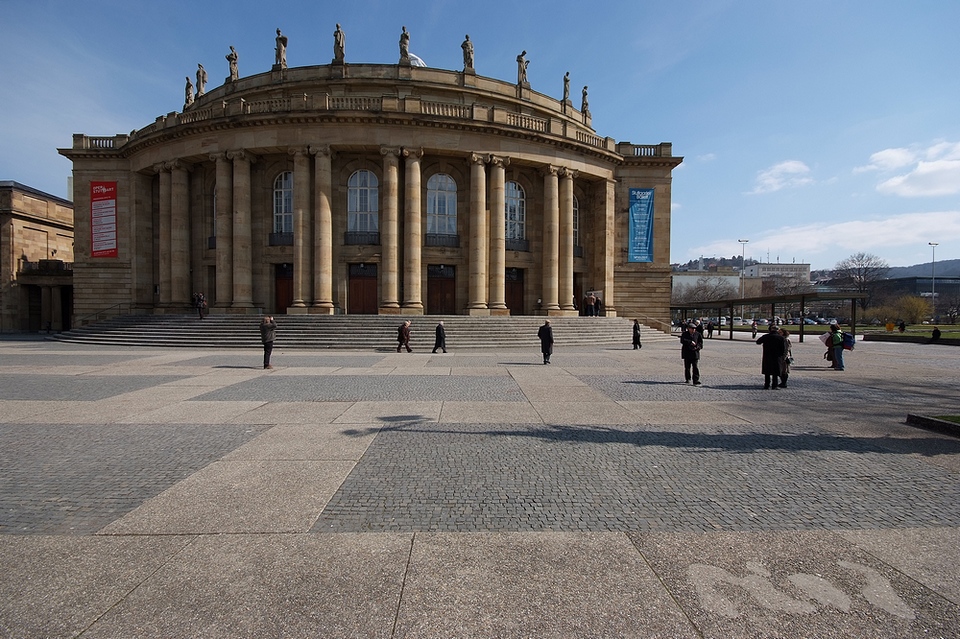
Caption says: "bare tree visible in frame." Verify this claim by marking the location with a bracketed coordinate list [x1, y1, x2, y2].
[672, 276, 738, 304]
[832, 252, 890, 309]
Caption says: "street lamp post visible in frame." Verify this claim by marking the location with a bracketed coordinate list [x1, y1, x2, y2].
[738, 239, 749, 320]
[929, 242, 938, 319]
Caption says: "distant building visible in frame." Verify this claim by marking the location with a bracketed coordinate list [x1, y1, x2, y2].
[742, 262, 811, 280]
[0, 181, 74, 332]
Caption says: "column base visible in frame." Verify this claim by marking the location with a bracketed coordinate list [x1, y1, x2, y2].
[490, 308, 511, 317]
[287, 306, 310, 315]
[309, 304, 336, 315]
[466, 307, 491, 316]
[400, 306, 424, 315]
[378, 306, 402, 315]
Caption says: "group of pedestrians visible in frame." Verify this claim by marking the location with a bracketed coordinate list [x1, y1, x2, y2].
[678, 320, 795, 389]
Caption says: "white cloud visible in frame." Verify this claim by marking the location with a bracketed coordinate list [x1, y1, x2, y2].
[697, 153, 716, 162]
[749, 160, 813, 194]
[854, 147, 916, 173]
[877, 160, 960, 197]
[855, 141, 960, 197]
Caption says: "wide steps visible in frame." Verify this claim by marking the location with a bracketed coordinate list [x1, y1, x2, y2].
[50, 315, 672, 349]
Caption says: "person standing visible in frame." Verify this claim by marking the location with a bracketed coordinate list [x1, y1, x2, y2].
[260, 315, 277, 369]
[751, 319, 758, 339]
[680, 322, 703, 385]
[432, 320, 447, 353]
[195, 292, 206, 319]
[632, 319, 642, 350]
[397, 320, 412, 353]
[586, 293, 596, 317]
[779, 328, 793, 388]
[829, 323, 844, 370]
[706, 320, 715, 339]
[756, 324, 786, 389]
[538, 319, 554, 364]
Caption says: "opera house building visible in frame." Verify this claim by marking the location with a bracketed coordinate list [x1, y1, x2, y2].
[60, 33, 681, 324]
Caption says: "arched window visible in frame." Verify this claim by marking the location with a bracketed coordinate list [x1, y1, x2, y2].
[573, 195, 580, 247]
[348, 169, 379, 232]
[505, 181, 525, 240]
[273, 172, 293, 233]
[427, 173, 457, 235]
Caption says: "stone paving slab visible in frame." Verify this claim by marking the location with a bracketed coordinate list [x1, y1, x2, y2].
[0, 535, 193, 639]
[100, 459, 356, 535]
[224, 400, 353, 424]
[78, 534, 411, 639]
[630, 530, 960, 638]
[438, 400, 544, 423]
[394, 532, 699, 638]
[221, 423, 378, 461]
[0, 373, 187, 401]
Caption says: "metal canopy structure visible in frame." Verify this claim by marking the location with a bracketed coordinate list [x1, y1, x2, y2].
[671, 291, 867, 343]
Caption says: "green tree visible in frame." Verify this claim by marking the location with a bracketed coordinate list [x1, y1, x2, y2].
[893, 296, 933, 324]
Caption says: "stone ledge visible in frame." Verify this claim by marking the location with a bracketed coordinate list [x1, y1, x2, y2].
[906, 413, 960, 437]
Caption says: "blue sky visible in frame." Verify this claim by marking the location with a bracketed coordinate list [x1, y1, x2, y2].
[2, 0, 959, 270]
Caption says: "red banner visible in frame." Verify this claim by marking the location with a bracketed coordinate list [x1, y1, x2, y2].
[90, 181, 118, 258]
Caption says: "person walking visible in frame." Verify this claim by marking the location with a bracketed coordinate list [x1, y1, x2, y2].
[632, 319, 642, 350]
[706, 320, 714, 339]
[680, 322, 703, 385]
[756, 324, 786, 389]
[432, 320, 447, 353]
[751, 319, 758, 339]
[779, 327, 793, 388]
[397, 320, 412, 353]
[260, 315, 277, 369]
[538, 319, 554, 364]
[828, 323, 844, 370]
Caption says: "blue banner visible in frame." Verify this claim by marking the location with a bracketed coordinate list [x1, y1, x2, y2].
[628, 188, 654, 262]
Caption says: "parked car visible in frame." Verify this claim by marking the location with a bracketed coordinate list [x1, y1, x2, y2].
[804, 318, 817, 325]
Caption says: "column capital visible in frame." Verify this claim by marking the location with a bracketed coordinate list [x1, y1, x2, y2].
[153, 162, 168, 174]
[166, 159, 192, 172]
[402, 147, 423, 160]
[287, 146, 309, 157]
[226, 149, 257, 163]
[559, 167, 578, 180]
[380, 146, 402, 159]
[539, 164, 560, 178]
[310, 145, 333, 159]
[469, 152, 487, 166]
[487, 154, 511, 169]
[208, 152, 228, 163]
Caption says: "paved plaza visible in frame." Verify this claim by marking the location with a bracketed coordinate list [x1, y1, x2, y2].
[1, 332, 959, 637]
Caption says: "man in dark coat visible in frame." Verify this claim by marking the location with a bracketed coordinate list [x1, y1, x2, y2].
[756, 324, 786, 389]
[679, 322, 703, 385]
[432, 320, 447, 353]
[260, 315, 277, 369]
[632, 319, 642, 350]
[538, 319, 554, 364]
[397, 320, 412, 353]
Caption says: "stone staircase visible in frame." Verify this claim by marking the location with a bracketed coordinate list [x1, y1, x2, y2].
[49, 314, 672, 350]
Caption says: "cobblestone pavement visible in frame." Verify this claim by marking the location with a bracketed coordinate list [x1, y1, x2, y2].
[1, 336, 959, 638]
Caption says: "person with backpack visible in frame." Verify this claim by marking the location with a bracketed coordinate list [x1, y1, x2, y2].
[829, 323, 844, 371]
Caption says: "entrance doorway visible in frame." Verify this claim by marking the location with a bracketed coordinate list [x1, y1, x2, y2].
[427, 265, 456, 314]
[348, 263, 379, 314]
[505, 267, 524, 315]
[274, 263, 293, 313]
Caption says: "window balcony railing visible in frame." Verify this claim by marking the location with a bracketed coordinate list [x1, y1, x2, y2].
[269, 232, 294, 246]
[207, 236, 216, 249]
[425, 233, 460, 248]
[574, 245, 584, 258]
[505, 238, 529, 252]
[344, 231, 381, 246]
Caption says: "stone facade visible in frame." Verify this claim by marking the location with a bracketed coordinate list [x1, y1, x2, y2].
[60, 60, 681, 325]
[0, 182, 75, 332]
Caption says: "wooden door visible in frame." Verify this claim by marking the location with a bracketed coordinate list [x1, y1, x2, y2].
[274, 263, 293, 314]
[505, 268, 524, 315]
[427, 265, 456, 314]
[348, 263, 379, 314]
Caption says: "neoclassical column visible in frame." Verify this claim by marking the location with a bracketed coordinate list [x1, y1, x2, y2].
[228, 149, 255, 308]
[212, 153, 233, 308]
[290, 147, 311, 308]
[467, 153, 489, 312]
[598, 178, 617, 315]
[380, 147, 401, 310]
[50, 285, 62, 331]
[402, 147, 423, 311]
[169, 160, 191, 306]
[40, 286, 52, 330]
[541, 164, 561, 313]
[311, 146, 334, 312]
[155, 163, 172, 306]
[559, 168, 577, 312]
[487, 155, 509, 312]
